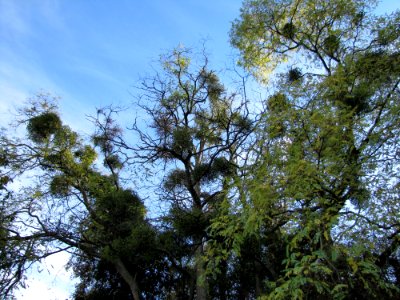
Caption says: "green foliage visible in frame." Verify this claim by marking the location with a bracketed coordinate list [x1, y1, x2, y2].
[0, 176, 10, 189]
[103, 154, 122, 170]
[288, 68, 302, 82]
[164, 169, 187, 190]
[233, 113, 253, 132]
[27, 112, 62, 143]
[200, 69, 225, 102]
[172, 127, 193, 154]
[231, 0, 377, 80]
[211, 157, 236, 177]
[282, 22, 296, 39]
[169, 206, 210, 238]
[2, 3, 400, 298]
[267, 93, 290, 113]
[134, 46, 253, 298]
[323, 34, 340, 56]
[95, 189, 145, 237]
[218, 0, 400, 299]
[266, 93, 291, 138]
[49, 175, 71, 197]
[192, 157, 236, 185]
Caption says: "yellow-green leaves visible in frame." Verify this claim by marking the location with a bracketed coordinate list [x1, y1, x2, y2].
[231, 0, 377, 80]
[27, 112, 62, 143]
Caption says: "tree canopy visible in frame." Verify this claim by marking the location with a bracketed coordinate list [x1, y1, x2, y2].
[1, 0, 400, 299]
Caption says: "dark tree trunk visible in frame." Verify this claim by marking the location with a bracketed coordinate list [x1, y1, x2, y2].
[114, 258, 140, 300]
[195, 241, 208, 300]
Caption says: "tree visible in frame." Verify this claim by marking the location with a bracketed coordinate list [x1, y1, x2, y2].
[0, 96, 159, 300]
[1, 2, 399, 298]
[219, 0, 400, 298]
[0, 183, 35, 299]
[0, 48, 254, 299]
[70, 256, 133, 300]
[129, 46, 253, 299]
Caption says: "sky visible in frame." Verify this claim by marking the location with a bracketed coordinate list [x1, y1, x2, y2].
[0, 0, 242, 135]
[0, 1, 243, 299]
[1, 0, 399, 299]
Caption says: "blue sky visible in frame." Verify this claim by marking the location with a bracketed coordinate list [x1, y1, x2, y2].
[1, 0, 399, 131]
[1, 1, 399, 299]
[0, 0, 242, 134]
[1, 1, 243, 298]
